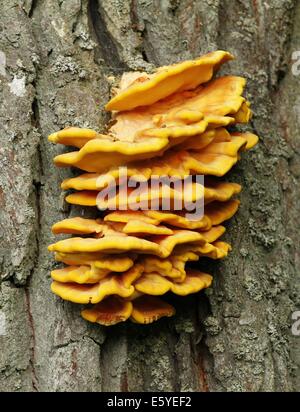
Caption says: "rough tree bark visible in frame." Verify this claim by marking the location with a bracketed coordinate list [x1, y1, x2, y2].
[0, 0, 299, 392]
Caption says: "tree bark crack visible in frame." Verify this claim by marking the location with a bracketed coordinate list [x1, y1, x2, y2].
[24, 288, 38, 391]
[88, 0, 128, 72]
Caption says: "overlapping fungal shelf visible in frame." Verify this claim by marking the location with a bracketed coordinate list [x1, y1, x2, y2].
[48, 51, 258, 326]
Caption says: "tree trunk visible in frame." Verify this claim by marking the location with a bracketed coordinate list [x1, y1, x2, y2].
[0, 0, 299, 392]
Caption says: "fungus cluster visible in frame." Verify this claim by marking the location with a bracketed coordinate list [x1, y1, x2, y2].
[48, 51, 258, 326]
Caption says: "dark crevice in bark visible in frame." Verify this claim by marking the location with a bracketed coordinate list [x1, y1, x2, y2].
[195, 294, 214, 391]
[138, 23, 159, 66]
[167, 325, 181, 391]
[22, 85, 42, 388]
[196, 340, 210, 392]
[31, 96, 39, 129]
[28, 0, 38, 18]
[52, 340, 76, 351]
[216, 1, 225, 49]
[130, 0, 141, 31]
[84, 334, 104, 352]
[33, 154, 42, 231]
[99, 341, 107, 390]
[120, 370, 129, 392]
[25, 288, 38, 391]
[88, 0, 128, 72]
[268, 2, 296, 91]
[274, 68, 287, 88]
[169, 0, 180, 17]
[141, 49, 149, 63]
[274, 1, 298, 90]
[99, 327, 124, 391]
[129, 0, 150, 64]
[31, 94, 43, 266]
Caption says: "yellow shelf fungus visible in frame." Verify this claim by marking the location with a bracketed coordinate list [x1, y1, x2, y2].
[108, 76, 249, 142]
[52, 237, 229, 288]
[81, 297, 133, 325]
[48, 50, 258, 325]
[52, 217, 104, 235]
[60, 132, 257, 192]
[52, 216, 173, 237]
[130, 296, 175, 324]
[81, 294, 175, 326]
[54, 252, 135, 272]
[65, 180, 205, 209]
[49, 227, 221, 258]
[64, 181, 241, 209]
[106, 50, 233, 111]
[134, 269, 212, 296]
[51, 264, 144, 304]
[51, 265, 111, 284]
[48, 127, 100, 148]
[52, 76, 250, 173]
[104, 199, 239, 230]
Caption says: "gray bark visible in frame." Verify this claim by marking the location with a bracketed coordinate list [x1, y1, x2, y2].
[0, 0, 299, 392]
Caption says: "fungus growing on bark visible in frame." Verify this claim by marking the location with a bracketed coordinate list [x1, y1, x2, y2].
[51, 264, 144, 304]
[52, 217, 104, 235]
[51, 75, 250, 173]
[63, 181, 241, 208]
[49, 226, 222, 258]
[130, 296, 175, 324]
[54, 252, 135, 272]
[48, 127, 99, 148]
[81, 297, 133, 326]
[134, 269, 212, 296]
[48, 50, 258, 325]
[52, 216, 173, 236]
[60, 132, 257, 192]
[51, 265, 112, 283]
[81, 295, 175, 325]
[104, 199, 239, 230]
[105, 50, 233, 111]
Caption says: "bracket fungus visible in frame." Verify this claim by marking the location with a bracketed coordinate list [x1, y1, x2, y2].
[105, 50, 233, 111]
[48, 51, 258, 325]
